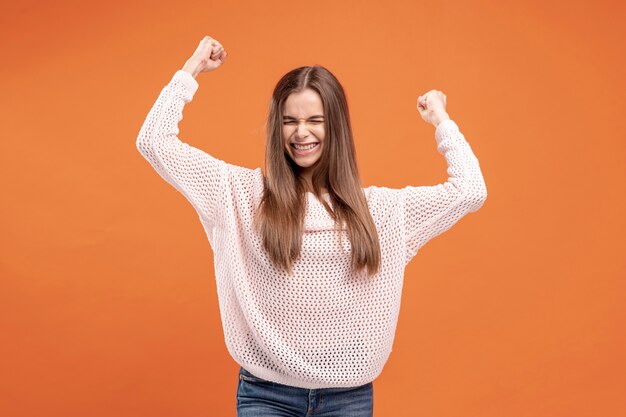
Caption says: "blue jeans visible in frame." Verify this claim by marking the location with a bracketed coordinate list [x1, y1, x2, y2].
[236, 367, 374, 417]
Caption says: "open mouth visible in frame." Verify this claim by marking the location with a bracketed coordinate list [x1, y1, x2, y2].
[291, 143, 320, 156]
[291, 142, 319, 151]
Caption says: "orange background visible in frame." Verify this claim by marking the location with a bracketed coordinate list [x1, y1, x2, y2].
[1, 0, 624, 416]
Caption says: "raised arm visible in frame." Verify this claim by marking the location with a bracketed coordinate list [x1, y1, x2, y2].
[135, 36, 229, 227]
[402, 91, 488, 264]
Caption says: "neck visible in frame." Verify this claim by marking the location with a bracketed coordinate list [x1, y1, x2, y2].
[297, 166, 328, 194]
[298, 169, 313, 191]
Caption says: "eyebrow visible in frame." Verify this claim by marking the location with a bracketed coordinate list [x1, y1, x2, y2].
[282, 115, 325, 120]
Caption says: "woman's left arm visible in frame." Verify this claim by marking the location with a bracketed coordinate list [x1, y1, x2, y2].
[402, 117, 488, 264]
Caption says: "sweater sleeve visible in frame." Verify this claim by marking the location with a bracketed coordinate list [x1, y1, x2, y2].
[135, 70, 228, 228]
[402, 119, 487, 264]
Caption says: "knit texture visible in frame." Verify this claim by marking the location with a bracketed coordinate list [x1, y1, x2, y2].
[136, 70, 488, 389]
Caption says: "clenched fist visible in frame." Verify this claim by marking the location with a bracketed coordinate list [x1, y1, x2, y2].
[182, 36, 228, 78]
[417, 90, 450, 128]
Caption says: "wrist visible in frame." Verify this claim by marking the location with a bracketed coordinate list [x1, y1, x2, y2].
[182, 59, 203, 78]
[433, 112, 450, 128]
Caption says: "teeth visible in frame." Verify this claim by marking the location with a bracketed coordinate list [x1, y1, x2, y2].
[294, 143, 318, 150]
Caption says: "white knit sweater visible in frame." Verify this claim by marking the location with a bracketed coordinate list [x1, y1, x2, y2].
[136, 70, 487, 389]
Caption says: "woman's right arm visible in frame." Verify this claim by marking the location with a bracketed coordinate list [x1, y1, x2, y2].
[135, 36, 229, 226]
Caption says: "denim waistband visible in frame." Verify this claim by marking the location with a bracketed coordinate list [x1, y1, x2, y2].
[238, 367, 373, 391]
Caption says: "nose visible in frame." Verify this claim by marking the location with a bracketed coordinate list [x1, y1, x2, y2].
[295, 121, 310, 138]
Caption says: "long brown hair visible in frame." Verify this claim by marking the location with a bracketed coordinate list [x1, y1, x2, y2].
[252, 65, 381, 276]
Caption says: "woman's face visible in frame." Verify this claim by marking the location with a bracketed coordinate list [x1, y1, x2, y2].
[282, 88, 326, 175]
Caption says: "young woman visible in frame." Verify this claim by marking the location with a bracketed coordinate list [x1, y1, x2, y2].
[136, 35, 487, 417]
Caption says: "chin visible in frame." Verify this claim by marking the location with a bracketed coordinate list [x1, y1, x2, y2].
[297, 158, 319, 167]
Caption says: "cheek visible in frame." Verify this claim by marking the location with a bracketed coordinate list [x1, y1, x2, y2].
[282, 127, 291, 142]
[312, 126, 325, 140]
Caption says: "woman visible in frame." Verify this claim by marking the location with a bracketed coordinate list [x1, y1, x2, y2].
[136, 35, 487, 417]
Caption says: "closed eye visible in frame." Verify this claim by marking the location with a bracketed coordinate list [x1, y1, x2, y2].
[283, 115, 324, 125]
[283, 120, 324, 125]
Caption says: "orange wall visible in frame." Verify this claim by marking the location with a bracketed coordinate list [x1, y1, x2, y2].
[1, 0, 624, 416]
